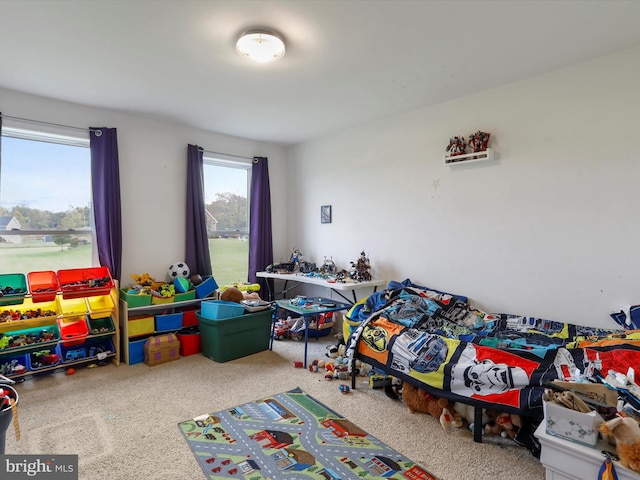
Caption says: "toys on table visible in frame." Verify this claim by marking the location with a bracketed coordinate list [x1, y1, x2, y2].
[349, 250, 372, 282]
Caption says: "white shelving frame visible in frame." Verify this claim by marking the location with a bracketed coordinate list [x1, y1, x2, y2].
[444, 148, 494, 166]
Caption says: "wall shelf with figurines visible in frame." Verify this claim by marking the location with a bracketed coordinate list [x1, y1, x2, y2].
[443, 131, 494, 166]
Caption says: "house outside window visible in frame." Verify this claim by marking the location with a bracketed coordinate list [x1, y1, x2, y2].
[0, 127, 94, 274]
[203, 156, 250, 287]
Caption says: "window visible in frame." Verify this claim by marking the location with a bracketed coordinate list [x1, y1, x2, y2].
[0, 127, 94, 274]
[203, 156, 250, 286]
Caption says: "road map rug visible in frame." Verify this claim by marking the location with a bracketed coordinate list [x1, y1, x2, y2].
[179, 387, 437, 480]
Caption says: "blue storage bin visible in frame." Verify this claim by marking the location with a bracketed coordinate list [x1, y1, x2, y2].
[200, 300, 244, 320]
[61, 343, 89, 363]
[195, 275, 219, 299]
[85, 337, 115, 359]
[128, 338, 146, 365]
[155, 312, 183, 332]
[29, 344, 61, 370]
[0, 352, 29, 376]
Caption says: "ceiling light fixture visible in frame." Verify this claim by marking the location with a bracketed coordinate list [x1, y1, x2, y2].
[236, 29, 285, 63]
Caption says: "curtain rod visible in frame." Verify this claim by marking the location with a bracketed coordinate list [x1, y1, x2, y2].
[200, 148, 254, 162]
[0, 114, 98, 133]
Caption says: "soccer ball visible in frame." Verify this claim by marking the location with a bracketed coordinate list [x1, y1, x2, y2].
[167, 262, 190, 281]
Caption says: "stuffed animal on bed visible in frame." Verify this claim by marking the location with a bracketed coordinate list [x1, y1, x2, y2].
[599, 415, 640, 473]
[401, 382, 463, 429]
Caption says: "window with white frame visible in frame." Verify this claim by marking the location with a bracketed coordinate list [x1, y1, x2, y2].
[202, 156, 250, 286]
[0, 127, 94, 274]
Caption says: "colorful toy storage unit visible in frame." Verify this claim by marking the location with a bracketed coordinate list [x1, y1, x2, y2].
[119, 280, 219, 365]
[0, 267, 120, 380]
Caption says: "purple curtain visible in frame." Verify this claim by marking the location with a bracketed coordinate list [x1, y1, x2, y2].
[90, 127, 122, 281]
[185, 144, 212, 276]
[249, 156, 273, 293]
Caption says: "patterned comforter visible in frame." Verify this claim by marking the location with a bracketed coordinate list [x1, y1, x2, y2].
[345, 280, 640, 418]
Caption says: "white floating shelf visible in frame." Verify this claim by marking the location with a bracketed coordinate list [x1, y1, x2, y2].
[444, 148, 494, 166]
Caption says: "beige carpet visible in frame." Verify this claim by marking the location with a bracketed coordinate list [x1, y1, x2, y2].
[4, 337, 545, 480]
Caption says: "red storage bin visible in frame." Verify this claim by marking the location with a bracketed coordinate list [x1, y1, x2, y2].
[57, 267, 114, 299]
[181, 308, 199, 328]
[27, 270, 61, 302]
[58, 316, 89, 346]
[176, 330, 201, 356]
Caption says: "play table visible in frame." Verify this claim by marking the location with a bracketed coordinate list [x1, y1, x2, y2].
[257, 271, 385, 303]
[273, 297, 351, 368]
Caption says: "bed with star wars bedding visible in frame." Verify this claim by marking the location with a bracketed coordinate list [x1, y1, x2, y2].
[345, 279, 640, 419]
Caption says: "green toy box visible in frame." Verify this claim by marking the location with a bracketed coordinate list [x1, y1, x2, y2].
[196, 309, 271, 363]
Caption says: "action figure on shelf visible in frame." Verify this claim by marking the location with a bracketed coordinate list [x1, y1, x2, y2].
[467, 130, 491, 152]
[446, 136, 467, 156]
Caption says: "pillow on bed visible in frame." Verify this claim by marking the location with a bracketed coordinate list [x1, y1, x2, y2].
[611, 305, 640, 329]
[388, 278, 468, 303]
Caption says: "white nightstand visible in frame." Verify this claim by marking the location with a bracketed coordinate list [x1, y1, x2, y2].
[535, 423, 637, 480]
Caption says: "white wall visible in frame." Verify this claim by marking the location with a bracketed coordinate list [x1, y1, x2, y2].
[286, 45, 640, 328]
[0, 88, 289, 283]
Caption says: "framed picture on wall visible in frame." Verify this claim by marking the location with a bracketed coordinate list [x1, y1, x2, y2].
[321, 205, 332, 224]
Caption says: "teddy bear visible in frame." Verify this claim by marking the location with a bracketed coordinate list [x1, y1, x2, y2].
[401, 382, 463, 429]
[220, 286, 244, 303]
[483, 410, 521, 439]
[599, 415, 640, 473]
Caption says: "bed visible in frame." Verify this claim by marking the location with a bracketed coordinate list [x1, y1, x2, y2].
[344, 279, 640, 454]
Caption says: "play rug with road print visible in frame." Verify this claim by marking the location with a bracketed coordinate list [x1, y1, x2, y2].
[178, 387, 437, 480]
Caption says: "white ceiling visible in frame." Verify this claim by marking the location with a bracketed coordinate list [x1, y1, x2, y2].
[1, 0, 640, 146]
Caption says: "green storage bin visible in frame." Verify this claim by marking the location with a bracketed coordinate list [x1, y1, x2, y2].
[120, 288, 152, 307]
[196, 309, 271, 363]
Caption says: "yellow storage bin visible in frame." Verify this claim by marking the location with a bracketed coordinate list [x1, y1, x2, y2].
[128, 315, 155, 338]
[0, 296, 60, 323]
[151, 295, 174, 305]
[58, 297, 89, 317]
[87, 294, 114, 319]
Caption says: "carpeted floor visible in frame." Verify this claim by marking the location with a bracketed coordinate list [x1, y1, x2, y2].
[4, 336, 545, 479]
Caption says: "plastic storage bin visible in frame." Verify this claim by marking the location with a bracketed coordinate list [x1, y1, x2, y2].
[200, 300, 245, 320]
[86, 294, 115, 319]
[195, 275, 219, 299]
[174, 289, 196, 302]
[176, 329, 201, 356]
[0, 324, 59, 352]
[57, 267, 114, 299]
[58, 316, 90, 345]
[0, 273, 28, 306]
[128, 338, 146, 365]
[154, 312, 183, 332]
[120, 288, 152, 307]
[197, 309, 271, 362]
[0, 353, 29, 376]
[87, 315, 115, 335]
[58, 297, 89, 317]
[29, 344, 62, 370]
[0, 297, 60, 326]
[181, 308, 199, 328]
[27, 271, 60, 303]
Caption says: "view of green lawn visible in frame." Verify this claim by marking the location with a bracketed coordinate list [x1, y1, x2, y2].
[209, 237, 249, 287]
[0, 238, 248, 287]
[0, 242, 91, 274]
